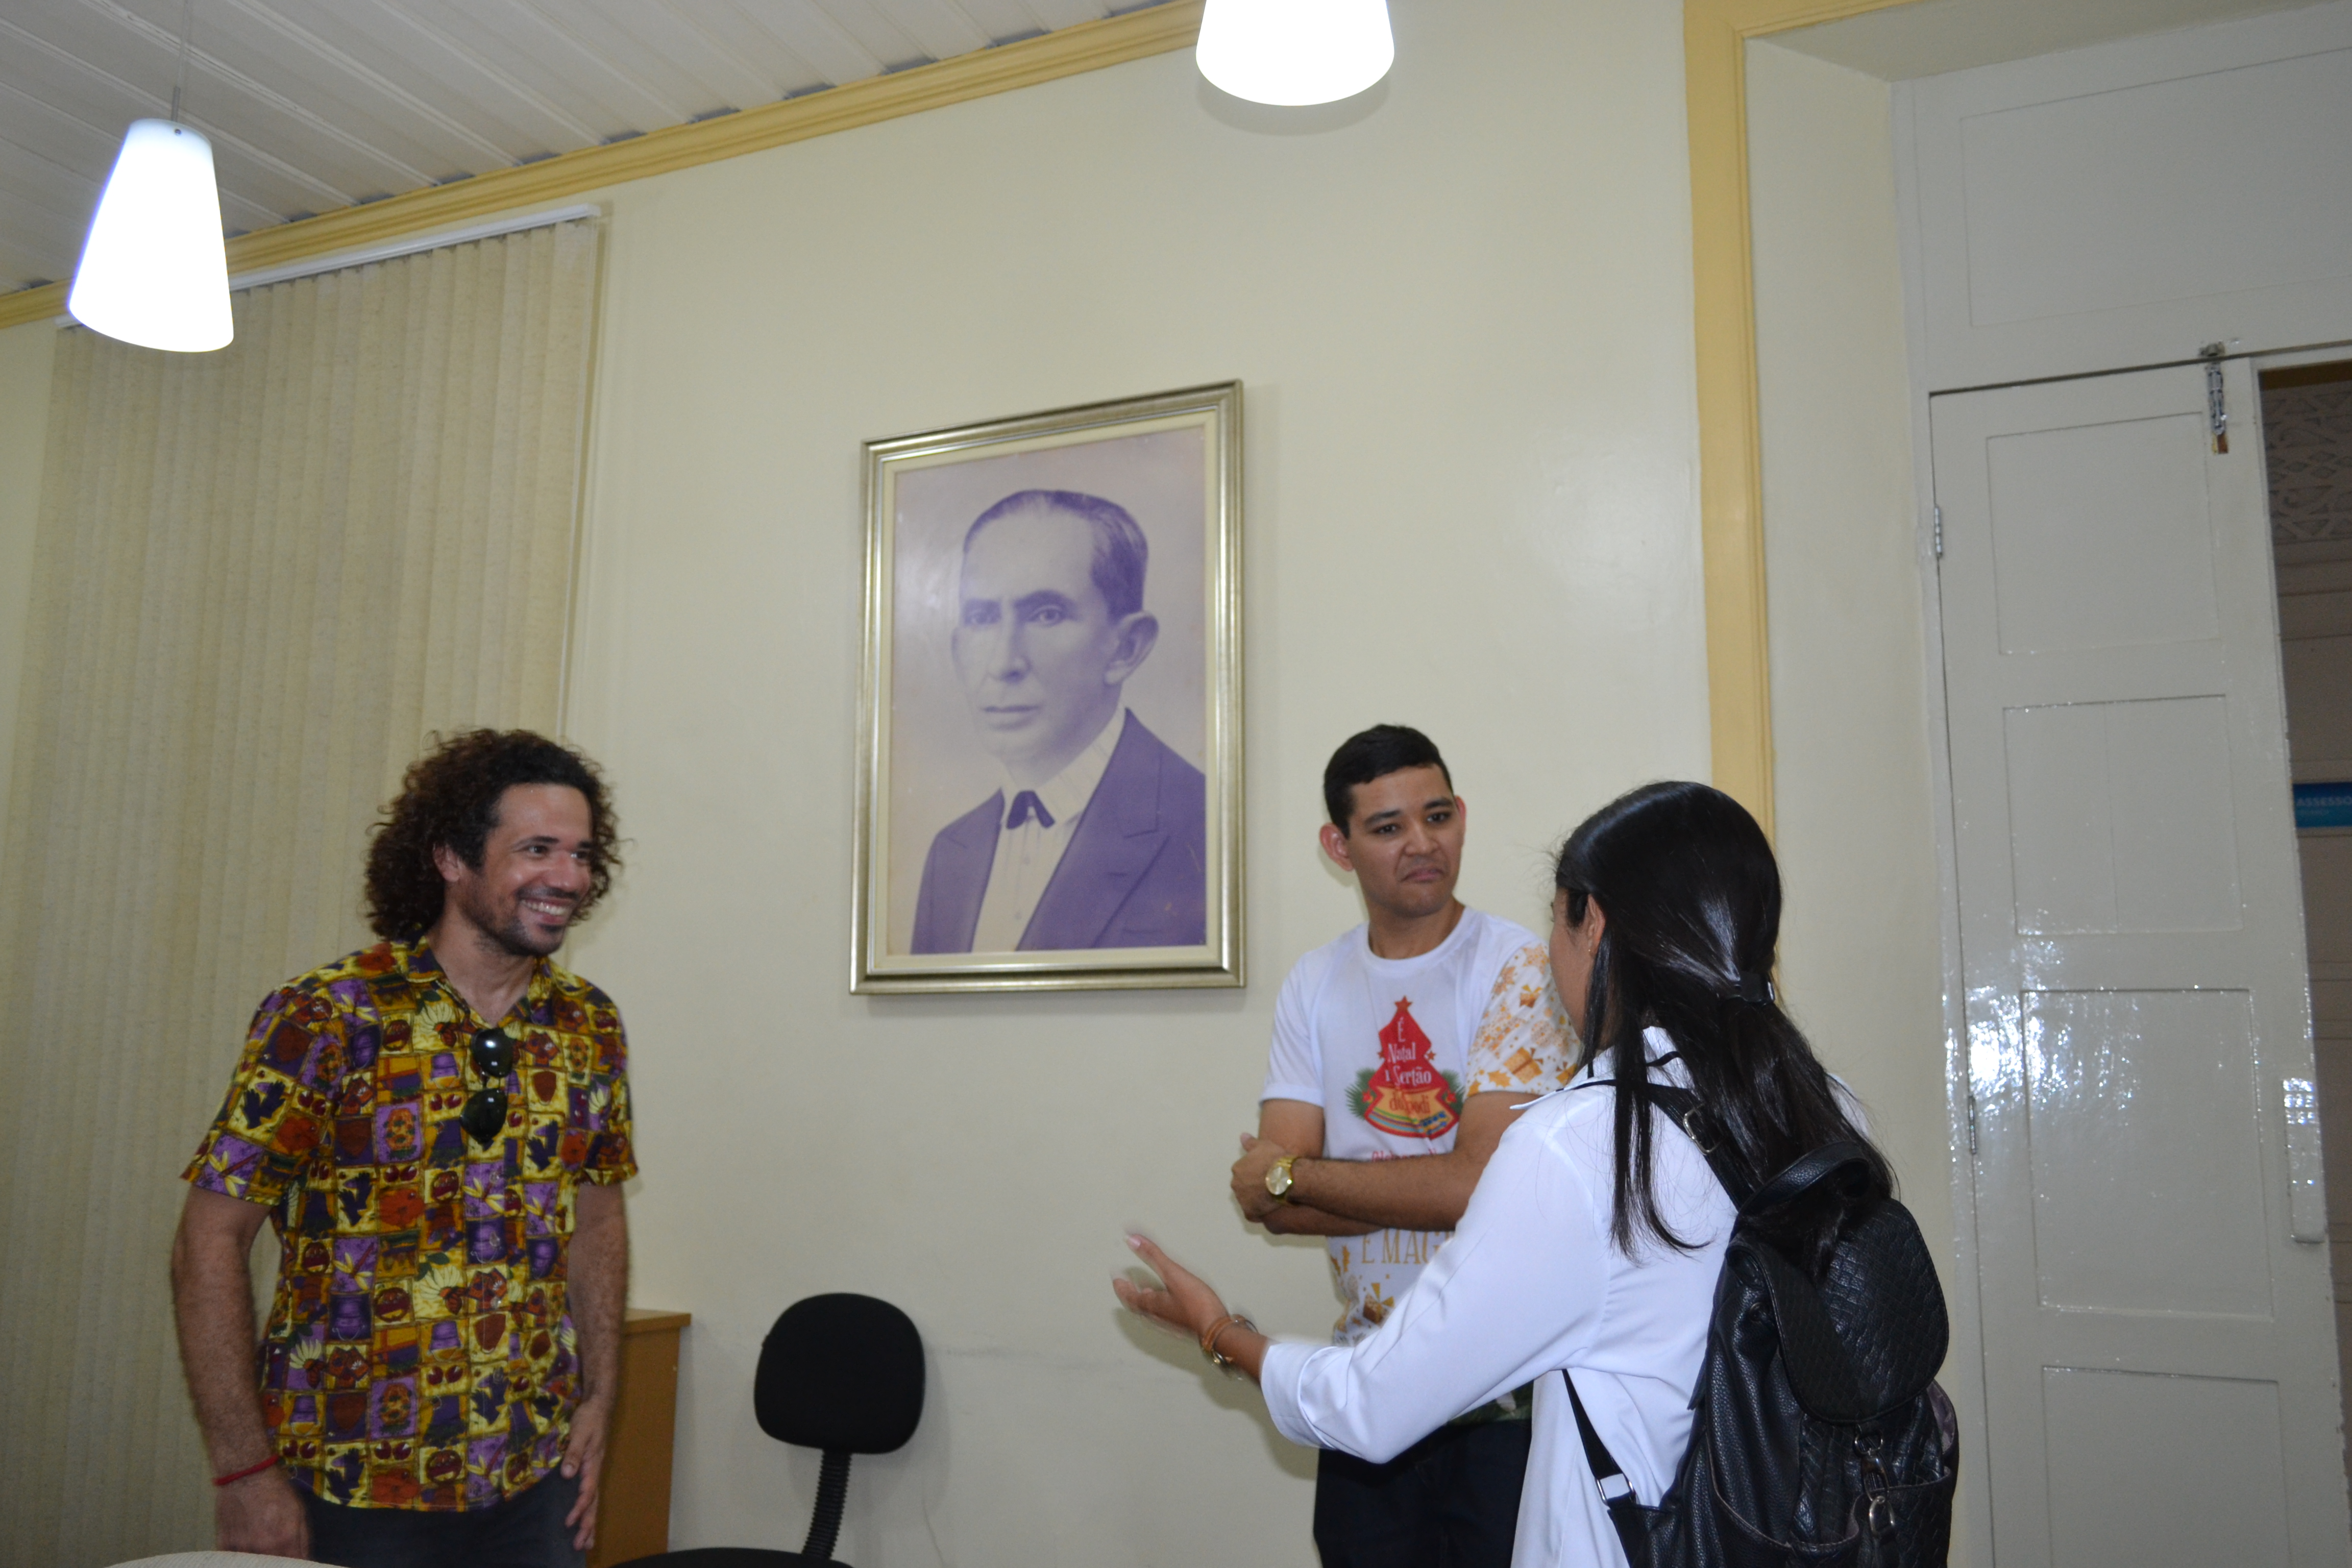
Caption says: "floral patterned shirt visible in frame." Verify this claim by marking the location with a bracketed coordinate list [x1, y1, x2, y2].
[184, 939, 636, 1511]
[1462, 943, 1580, 1097]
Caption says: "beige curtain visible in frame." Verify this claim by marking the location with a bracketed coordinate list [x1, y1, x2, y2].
[0, 217, 599, 1567]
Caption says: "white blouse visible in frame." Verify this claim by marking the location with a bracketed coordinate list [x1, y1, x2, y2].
[1260, 1028, 1736, 1568]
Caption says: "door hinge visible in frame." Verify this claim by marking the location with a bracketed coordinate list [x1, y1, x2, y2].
[1965, 1090, 1978, 1158]
[1932, 504, 1943, 560]
[2285, 1076, 2326, 1242]
[2200, 341, 2230, 453]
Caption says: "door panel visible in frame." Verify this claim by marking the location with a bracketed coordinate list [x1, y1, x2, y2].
[1903, 4, 2352, 388]
[1933, 360, 2348, 1566]
[2023, 988, 2268, 1317]
[2042, 1368, 2290, 1568]
[2003, 697, 2242, 934]
[1987, 414, 2220, 655]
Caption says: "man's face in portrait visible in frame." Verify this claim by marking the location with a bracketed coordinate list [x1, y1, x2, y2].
[953, 504, 1158, 788]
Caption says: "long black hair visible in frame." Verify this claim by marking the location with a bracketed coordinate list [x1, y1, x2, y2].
[1555, 780, 1889, 1267]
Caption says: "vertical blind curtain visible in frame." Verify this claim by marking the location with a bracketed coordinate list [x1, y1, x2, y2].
[0, 217, 598, 1567]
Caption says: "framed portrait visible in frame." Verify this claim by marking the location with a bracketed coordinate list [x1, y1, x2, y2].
[852, 382, 1243, 993]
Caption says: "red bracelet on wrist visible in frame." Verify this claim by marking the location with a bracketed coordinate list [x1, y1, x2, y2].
[213, 1454, 280, 1487]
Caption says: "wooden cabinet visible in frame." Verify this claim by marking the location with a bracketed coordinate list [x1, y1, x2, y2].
[590, 1307, 691, 1566]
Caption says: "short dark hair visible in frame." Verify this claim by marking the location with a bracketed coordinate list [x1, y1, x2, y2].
[1322, 725, 1453, 832]
[964, 489, 1149, 618]
[363, 729, 621, 940]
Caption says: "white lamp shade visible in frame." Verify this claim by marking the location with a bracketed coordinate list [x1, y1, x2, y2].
[68, 119, 233, 353]
[1196, 0, 1394, 107]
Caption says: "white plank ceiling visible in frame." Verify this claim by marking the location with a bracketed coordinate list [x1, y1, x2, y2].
[0, 0, 1150, 296]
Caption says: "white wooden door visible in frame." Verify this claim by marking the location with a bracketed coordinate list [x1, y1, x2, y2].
[1933, 359, 2349, 1567]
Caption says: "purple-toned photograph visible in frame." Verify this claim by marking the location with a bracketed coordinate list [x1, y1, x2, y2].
[853, 383, 1243, 994]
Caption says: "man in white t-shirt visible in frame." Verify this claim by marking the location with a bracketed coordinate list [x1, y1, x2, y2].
[1230, 724, 1577, 1568]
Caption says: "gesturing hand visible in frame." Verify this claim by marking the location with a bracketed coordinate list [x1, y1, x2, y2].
[1113, 1233, 1230, 1341]
[1115, 1233, 1273, 1383]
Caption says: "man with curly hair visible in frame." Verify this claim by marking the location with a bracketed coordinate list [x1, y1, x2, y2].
[171, 729, 635, 1567]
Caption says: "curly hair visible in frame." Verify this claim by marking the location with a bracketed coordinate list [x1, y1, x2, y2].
[364, 729, 621, 940]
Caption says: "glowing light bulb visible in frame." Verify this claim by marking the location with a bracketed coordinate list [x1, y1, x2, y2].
[68, 119, 233, 353]
[1196, 0, 1395, 107]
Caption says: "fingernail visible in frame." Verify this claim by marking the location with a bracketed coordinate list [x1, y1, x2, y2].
[1126, 1234, 1144, 1249]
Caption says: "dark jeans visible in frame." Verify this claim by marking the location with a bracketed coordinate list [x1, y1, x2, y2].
[302, 1468, 585, 1568]
[1313, 1417, 1533, 1568]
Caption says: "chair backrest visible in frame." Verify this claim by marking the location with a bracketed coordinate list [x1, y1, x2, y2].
[753, 1292, 926, 1454]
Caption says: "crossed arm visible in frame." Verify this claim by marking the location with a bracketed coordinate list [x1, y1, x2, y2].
[1229, 1091, 1534, 1235]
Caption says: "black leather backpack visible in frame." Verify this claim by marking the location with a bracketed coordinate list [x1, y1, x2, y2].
[1564, 1084, 1957, 1568]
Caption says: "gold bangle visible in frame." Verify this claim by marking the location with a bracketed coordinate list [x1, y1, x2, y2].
[1199, 1312, 1255, 1370]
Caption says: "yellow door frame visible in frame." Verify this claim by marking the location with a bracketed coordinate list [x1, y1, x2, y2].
[1685, 0, 1922, 836]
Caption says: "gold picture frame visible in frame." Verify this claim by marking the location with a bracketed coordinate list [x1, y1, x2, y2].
[851, 381, 1243, 993]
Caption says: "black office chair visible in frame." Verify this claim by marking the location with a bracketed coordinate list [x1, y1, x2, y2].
[614, 1292, 926, 1567]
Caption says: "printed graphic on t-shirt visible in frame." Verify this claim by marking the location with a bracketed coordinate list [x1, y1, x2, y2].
[1346, 997, 1462, 1139]
[1330, 1229, 1448, 1334]
[1260, 913, 1578, 1346]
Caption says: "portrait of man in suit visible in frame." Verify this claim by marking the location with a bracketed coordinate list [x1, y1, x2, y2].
[909, 488, 1208, 953]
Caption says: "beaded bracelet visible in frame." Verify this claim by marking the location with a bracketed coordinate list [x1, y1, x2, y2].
[1199, 1312, 1256, 1371]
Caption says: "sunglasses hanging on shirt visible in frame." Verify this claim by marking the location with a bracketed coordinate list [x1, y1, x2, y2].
[461, 1026, 516, 1146]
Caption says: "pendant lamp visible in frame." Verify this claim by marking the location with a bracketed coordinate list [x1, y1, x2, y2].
[68, 120, 233, 352]
[68, 1, 232, 353]
[1196, 0, 1395, 107]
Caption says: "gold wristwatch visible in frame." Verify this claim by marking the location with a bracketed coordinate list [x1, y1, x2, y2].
[1265, 1154, 1299, 1202]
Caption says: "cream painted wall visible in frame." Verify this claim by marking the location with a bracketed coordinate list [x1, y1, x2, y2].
[0, 318, 54, 843]
[1747, 41, 1950, 1273]
[1746, 36, 1973, 1560]
[558, 4, 1708, 1560]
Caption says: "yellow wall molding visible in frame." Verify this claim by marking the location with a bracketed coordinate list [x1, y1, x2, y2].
[0, 1, 1204, 334]
[1685, 0, 1920, 837]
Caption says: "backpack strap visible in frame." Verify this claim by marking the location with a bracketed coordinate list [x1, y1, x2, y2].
[1562, 1066, 1735, 1504]
[1561, 1370, 1638, 1507]
[1643, 1083, 1757, 1206]
[1646, 1086, 1873, 1217]
[1571, 1057, 1756, 1202]
[1738, 1141, 1873, 1219]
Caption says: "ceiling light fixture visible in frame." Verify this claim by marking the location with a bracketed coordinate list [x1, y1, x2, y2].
[1195, 0, 1395, 107]
[68, 0, 232, 352]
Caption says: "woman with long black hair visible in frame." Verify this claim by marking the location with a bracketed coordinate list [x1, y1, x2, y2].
[1115, 781, 1891, 1565]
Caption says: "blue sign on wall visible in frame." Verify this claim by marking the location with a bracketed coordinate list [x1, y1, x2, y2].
[2295, 781, 2352, 830]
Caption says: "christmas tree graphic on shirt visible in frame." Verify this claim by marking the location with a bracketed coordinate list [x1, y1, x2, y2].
[1348, 997, 1463, 1139]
